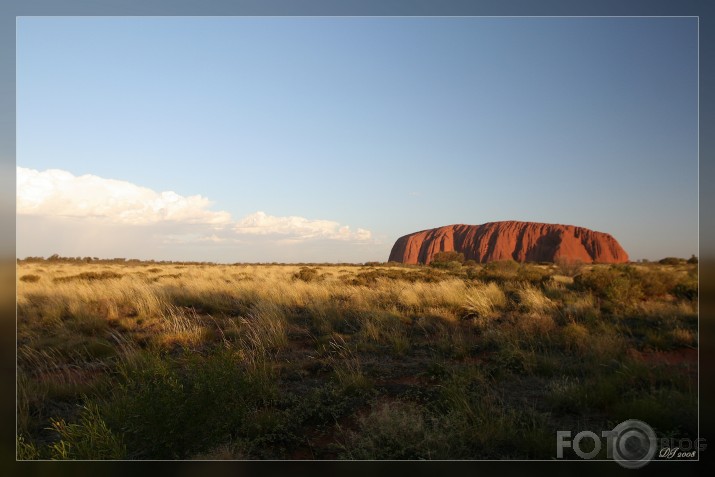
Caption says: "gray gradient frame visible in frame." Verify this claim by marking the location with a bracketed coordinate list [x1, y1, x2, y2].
[2, 1, 712, 475]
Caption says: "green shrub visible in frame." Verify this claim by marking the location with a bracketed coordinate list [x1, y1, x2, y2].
[574, 265, 695, 309]
[639, 269, 678, 298]
[430, 251, 464, 270]
[103, 350, 274, 458]
[516, 265, 551, 284]
[572, 266, 643, 311]
[430, 260, 462, 271]
[673, 280, 698, 301]
[478, 260, 520, 283]
[604, 275, 643, 305]
[572, 267, 618, 296]
[432, 251, 465, 264]
[48, 403, 125, 459]
[433, 367, 552, 458]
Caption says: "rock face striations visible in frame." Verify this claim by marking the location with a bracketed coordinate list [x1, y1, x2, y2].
[388, 221, 628, 264]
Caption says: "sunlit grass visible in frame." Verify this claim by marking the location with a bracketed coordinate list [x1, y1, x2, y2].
[15, 259, 698, 460]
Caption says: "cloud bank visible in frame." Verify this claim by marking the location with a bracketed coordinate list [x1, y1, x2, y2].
[235, 211, 372, 241]
[17, 167, 232, 226]
[17, 167, 373, 259]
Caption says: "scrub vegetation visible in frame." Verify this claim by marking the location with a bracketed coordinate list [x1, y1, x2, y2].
[16, 257, 697, 459]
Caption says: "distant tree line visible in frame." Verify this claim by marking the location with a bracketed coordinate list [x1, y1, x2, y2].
[17, 254, 698, 267]
[658, 255, 698, 265]
[18, 255, 219, 265]
[17, 255, 377, 267]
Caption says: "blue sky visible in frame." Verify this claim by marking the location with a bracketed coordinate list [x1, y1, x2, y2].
[16, 17, 698, 262]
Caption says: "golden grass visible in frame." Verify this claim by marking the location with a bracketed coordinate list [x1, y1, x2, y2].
[561, 293, 599, 322]
[239, 300, 289, 352]
[15, 260, 699, 460]
[463, 282, 507, 322]
[16, 261, 697, 359]
[156, 305, 208, 348]
[327, 334, 370, 390]
[516, 284, 555, 314]
[670, 327, 696, 347]
[516, 312, 557, 337]
[562, 322, 589, 352]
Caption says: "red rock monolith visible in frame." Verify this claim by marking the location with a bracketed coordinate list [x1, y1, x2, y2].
[388, 221, 629, 264]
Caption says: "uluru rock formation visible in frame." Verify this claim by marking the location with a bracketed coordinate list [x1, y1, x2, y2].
[388, 221, 628, 264]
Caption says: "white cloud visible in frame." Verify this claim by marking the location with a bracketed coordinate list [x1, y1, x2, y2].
[17, 167, 231, 226]
[235, 211, 372, 242]
[16, 167, 373, 249]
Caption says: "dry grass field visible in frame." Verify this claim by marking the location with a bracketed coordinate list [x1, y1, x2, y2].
[16, 258, 698, 459]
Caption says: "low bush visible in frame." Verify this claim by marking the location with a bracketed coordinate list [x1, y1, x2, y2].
[574, 265, 696, 311]
[516, 265, 551, 285]
[554, 257, 584, 277]
[103, 349, 275, 458]
[293, 267, 320, 282]
[430, 260, 462, 271]
[639, 269, 678, 298]
[431, 251, 465, 264]
[673, 279, 698, 301]
[53, 271, 123, 283]
[478, 260, 520, 284]
[573, 266, 642, 311]
[344, 268, 445, 286]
